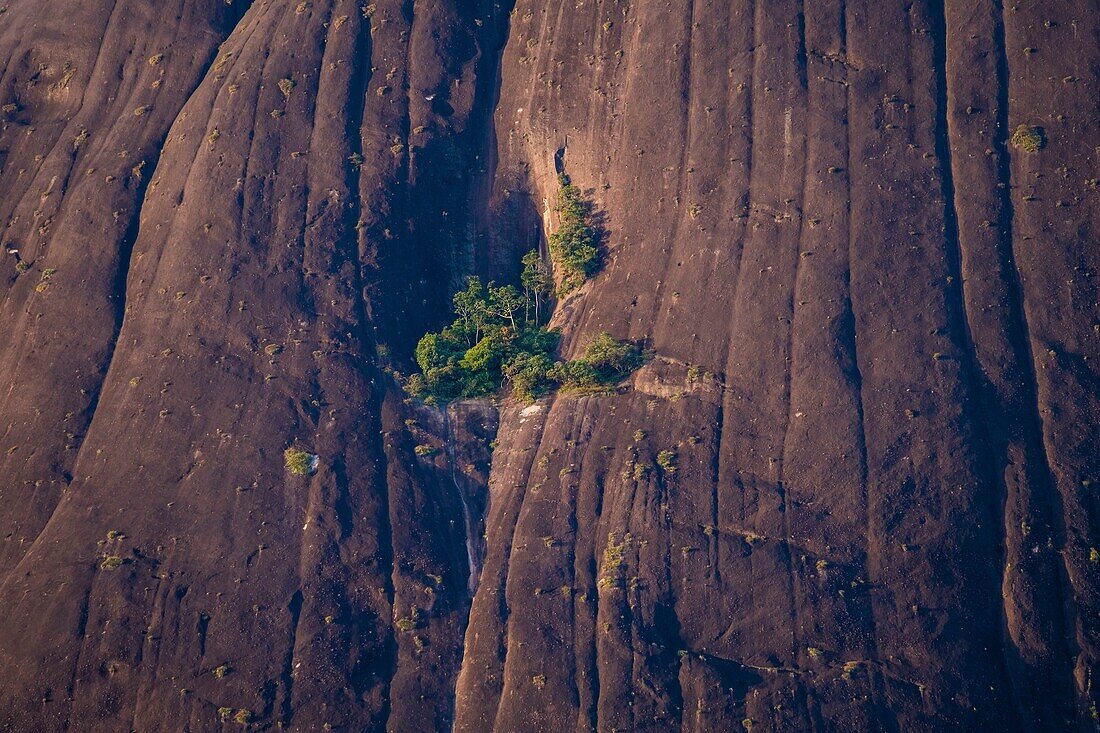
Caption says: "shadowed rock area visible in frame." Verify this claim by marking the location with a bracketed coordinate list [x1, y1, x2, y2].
[0, 0, 1096, 731]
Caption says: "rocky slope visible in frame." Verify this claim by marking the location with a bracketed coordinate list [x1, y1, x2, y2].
[0, 0, 1096, 731]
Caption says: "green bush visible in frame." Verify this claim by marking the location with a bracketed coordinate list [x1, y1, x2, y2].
[1011, 124, 1044, 153]
[100, 556, 125, 571]
[505, 352, 556, 402]
[284, 447, 316, 475]
[551, 332, 644, 392]
[548, 175, 600, 294]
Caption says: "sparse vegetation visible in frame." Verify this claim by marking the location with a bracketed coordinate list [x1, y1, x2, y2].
[656, 449, 677, 472]
[395, 606, 425, 632]
[213, 663, 232, 678]
[598, 532, 629, 590]
[548, 174, 600, 293]
[35, 268, 57, 293]
[1011, 124, 1044, 153]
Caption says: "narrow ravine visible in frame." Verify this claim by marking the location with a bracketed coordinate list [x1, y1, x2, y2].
[443, 404, 482, 595]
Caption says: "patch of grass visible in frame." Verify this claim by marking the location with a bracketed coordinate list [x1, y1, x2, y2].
[284, 447, 316, 475]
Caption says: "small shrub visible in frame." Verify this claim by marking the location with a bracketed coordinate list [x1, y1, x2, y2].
[213, 663, 232, 678]
[284, 447, 316, 475]
[278, 77, 295, 100]
[413, 444, 437, 457]
[1011, 124, 1044, 153]
[656, 449, 677, 473]
[218, 707, 234, 721]
[233, 709, 252, 724]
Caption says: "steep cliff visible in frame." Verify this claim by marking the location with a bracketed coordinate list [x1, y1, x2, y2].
[0, 1, 1096, 731]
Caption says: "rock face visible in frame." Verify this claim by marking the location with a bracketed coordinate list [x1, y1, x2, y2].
[0, 1, 1096, 731]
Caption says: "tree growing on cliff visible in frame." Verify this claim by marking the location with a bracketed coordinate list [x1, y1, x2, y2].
[521, 250, 552, 323]
[548, 174, 600, 294]
[405, 276, 640, 405]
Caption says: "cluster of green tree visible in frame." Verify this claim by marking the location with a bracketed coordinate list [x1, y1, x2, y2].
[405, 255, 642, 405]
[548, 174, 600, 294]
